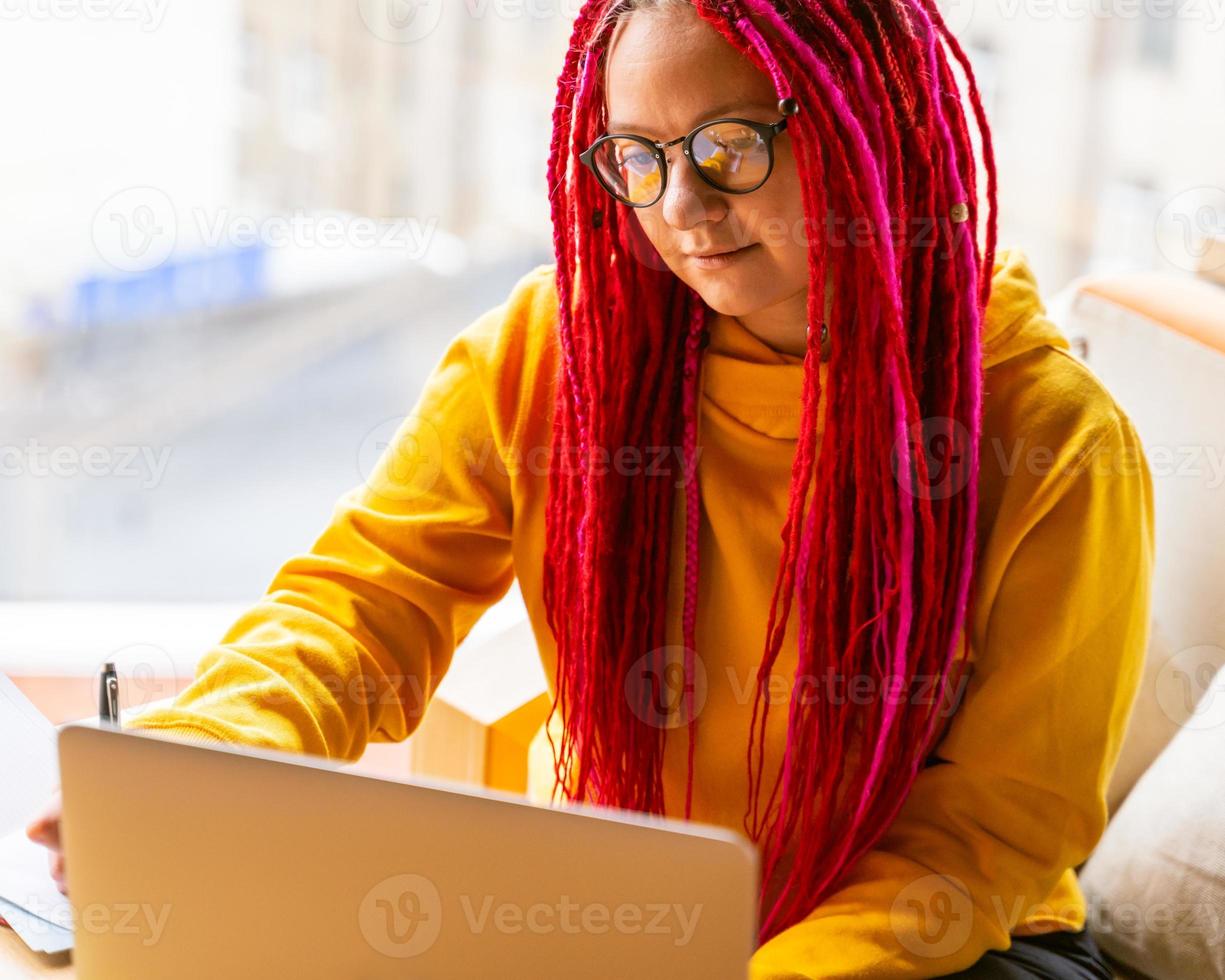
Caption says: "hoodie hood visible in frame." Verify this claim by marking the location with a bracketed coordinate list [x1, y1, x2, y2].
[981, 246, 1070, 369]
[700, 245, 1068, 440]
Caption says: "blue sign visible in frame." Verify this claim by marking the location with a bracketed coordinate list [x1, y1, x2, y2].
[57, 244, 268, 331]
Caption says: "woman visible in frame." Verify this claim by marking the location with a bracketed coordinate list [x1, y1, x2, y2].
[29, 0, 1154, 976]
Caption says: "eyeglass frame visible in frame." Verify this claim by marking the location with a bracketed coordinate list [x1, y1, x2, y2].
[579, 96, 800, 209]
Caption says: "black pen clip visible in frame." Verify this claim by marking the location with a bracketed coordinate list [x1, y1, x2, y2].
[99, 661, 120, 727]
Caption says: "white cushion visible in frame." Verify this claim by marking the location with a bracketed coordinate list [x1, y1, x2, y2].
[1080, 666, 1225, 979]
[1054, 284, 1225, 811]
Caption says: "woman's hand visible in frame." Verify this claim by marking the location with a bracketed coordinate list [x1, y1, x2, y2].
[25, 790, 68, 898]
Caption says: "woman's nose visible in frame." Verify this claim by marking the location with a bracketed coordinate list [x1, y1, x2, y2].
[659, 146, 728, 230]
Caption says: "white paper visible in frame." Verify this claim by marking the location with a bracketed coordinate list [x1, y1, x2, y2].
[0, 894, 73, 954]
[0, 672, 59, 832]
[0, 672, 74, 944]
[0, 832, 73, 929]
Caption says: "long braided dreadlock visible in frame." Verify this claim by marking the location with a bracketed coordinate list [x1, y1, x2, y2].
[541, 0, 998, 944]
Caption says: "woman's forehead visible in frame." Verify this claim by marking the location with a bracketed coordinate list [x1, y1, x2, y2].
[603, 11, 776, 136]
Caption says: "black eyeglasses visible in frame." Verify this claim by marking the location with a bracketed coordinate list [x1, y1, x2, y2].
[580, 96, 800, 208]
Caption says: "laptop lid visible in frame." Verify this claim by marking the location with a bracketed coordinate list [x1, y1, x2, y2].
[58, 723, 758, 979]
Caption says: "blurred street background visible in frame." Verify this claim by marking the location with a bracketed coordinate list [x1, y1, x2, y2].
[1, 0, 1223, 601]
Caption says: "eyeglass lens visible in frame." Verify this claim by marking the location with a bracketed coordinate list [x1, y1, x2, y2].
[591, 120, 773, 205]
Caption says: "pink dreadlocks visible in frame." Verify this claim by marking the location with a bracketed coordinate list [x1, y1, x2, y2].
[541, 0, 998, 943]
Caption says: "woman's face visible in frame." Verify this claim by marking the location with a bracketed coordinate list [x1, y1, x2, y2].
[604, 5, 812, 345]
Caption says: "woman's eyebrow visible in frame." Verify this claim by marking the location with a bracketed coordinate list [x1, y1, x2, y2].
[607, 99, 773, 136]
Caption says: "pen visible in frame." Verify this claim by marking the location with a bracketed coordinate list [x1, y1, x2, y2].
[99, 661, 121, 728]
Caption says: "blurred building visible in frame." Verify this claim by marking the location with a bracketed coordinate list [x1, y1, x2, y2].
[957, 0, 1225, 289]
[236, 1, 572, 262]
[0, 3, 573, 341]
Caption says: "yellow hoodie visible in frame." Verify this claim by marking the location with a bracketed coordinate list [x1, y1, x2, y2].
[127, 248, 1155, 978]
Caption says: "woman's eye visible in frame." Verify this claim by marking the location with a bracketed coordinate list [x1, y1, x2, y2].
[620, 151, 655, 174]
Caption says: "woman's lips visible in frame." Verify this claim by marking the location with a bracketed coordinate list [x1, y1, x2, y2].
[688, 243, 760, 268]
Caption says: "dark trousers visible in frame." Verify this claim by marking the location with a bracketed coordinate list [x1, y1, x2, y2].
[940, 928, 1116, 979]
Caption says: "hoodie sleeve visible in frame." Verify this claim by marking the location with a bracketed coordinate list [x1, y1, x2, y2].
[124, 266, 558, 761]
[749, 408, 1156, 978]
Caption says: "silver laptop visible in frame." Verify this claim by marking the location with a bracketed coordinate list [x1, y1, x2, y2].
[58, 723, 758, 979]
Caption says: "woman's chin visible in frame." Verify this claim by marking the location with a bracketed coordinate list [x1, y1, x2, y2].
[689, 272, 775, 317]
